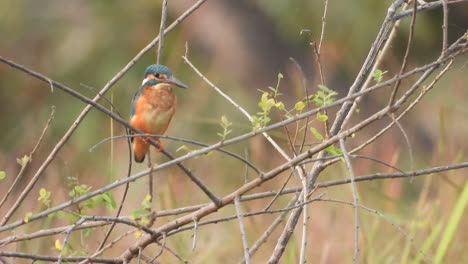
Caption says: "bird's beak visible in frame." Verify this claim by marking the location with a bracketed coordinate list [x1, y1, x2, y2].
[165, 76, 188, 89]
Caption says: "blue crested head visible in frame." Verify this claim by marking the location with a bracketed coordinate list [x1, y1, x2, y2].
[144, 64, 173, 78]
[142, 64, 188, 89]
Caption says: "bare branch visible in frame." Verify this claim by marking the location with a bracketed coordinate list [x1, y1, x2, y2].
[339, 138, 360, 263]
[156, 0, 168, 64]
[234, 196, 250, 264]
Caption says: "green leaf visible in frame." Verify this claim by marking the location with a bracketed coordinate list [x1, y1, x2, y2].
[316, 112, 328, 122]
[310, 127, 324, 141]
[318, 84, 332, 93]
[277, 72, 284, 79]
[16, 155, 30, 168]
[325, 145, 342, 156]
[294, 101, 306, 111]
[38, 188, 51, 207]
[0, 171, 5, 180]
[24, 212, 33, 223]
[276, 102, 286, 111]
[372, 69, 387, 83]
[102, 192, 117, 209]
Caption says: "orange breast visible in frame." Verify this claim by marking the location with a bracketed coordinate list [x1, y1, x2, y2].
[131, 84, 176, 136]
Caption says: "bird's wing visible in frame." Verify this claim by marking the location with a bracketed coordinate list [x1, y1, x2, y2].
[129, 86, 144, 142]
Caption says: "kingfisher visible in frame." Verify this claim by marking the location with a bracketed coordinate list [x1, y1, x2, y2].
[130, 64, 188, 163]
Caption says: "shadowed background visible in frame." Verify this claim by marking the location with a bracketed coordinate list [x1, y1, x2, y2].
[0, 0, 467, 263]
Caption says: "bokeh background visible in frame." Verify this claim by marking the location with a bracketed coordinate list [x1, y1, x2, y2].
[1, 0, 467, 263]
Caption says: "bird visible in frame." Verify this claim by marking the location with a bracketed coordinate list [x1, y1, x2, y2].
[130, 64, 188, 163]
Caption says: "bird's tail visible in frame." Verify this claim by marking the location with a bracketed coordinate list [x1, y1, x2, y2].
[133, 137, 150, 163]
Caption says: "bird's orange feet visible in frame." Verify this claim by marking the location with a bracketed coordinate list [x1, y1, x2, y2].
[144, 136, 164, 152]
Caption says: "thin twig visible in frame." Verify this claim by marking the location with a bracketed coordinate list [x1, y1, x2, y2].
[441, 0, 449, 56]
[90, 133, 261, 174]
[0, 252, 121, 264]
[156, 0, 168, 64]
[388, 0, 417, 107]
[234, 196, 250, 264]
[191, 217, 198, 251]
[318, 0, 329, 53]
[339, 138, 360, 263]
[58, 218, 86, 264]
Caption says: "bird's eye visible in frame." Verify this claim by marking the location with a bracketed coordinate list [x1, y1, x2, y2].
[154, 73, 161, 78]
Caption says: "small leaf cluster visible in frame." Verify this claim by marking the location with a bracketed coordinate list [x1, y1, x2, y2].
[38, 188, 51, 207]
[217, 115, 233, 140]
[310, 127, 342, 156]
[372, 69, 387, 83]
[311, 85, 338, 107]
[252, 73, 285, 132]
[67, 177, 116, 215]
[131, 194, 153, 227]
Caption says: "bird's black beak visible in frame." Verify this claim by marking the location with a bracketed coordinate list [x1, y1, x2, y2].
[166, 76, 188, 89]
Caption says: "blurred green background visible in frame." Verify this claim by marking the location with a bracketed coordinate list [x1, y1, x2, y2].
[1, 0, 467, 263]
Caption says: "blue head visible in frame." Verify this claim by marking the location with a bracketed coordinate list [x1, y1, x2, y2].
[142, 64, 188, 89]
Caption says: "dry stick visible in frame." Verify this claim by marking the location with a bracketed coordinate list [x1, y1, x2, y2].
[234, 196, 250, 264]
[0, 106, 55, 209]
[58, 218, 86, 264]
[0, 0, 209, 226]
[191, 217, 198, 251]
[388, 0, 417, 107]
[147, 151, 154, 210]
[339, 139, 360, 264]
[392, 0, 467, 21]
[91, 134, 261, 174]
[156, 0, 168, 64]
[0, 252, 121, 264]
[441, 0, 449, 56]
[318, 0, 329, 53]
[389, 114, 414, 172]
[263, 171, 294, 211]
